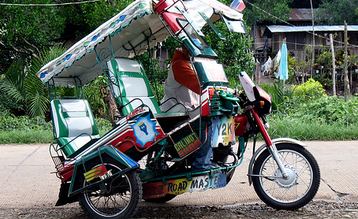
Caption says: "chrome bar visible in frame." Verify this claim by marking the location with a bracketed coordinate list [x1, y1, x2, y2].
[268, 144, 288, 178]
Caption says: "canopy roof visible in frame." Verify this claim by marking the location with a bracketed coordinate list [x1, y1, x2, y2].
[37, 0, 243, 86]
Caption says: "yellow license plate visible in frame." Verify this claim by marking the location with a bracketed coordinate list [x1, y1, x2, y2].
[217, 117, 235, 146]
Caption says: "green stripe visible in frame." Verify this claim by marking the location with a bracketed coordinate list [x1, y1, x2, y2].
[53, 100, 69, 137]
[58, 137, 76, 157]
[110, 59, 133, 115]
[108, 58, 166, 115]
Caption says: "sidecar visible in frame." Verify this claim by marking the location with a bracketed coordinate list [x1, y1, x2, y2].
[37, 0, 246, 218]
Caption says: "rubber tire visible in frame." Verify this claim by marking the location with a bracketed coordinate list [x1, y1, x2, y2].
[79, 167, 142, 219]
[252, 143, 320, 210]
[144, 194, 177, 203]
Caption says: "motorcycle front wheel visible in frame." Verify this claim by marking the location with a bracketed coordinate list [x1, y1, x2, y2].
[79, 163, 142, 219]
[252, 143, 320, 210]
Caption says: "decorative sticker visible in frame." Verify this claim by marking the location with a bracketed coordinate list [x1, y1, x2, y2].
[143, 173, 227, 199]
[131, 114, 158, 148]
[173, 132, 201, 158]
[84, 165, 108, 182]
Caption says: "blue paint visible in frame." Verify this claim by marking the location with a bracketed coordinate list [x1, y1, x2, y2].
[63, 54, 72, 61]
[39, 71, 47, 78]
[131, 114, 158, 148]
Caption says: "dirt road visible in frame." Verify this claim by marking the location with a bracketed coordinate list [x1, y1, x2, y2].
[0, 141, 357, 218]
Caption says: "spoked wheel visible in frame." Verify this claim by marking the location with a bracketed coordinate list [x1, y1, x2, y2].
[79, 163, 142, 219]
[252, 143, 320, 210]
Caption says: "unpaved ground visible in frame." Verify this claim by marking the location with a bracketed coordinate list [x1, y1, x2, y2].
[1, 141, 358, 218]
[1, 201, 358, 219]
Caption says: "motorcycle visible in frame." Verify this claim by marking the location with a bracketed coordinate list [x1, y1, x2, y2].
[37, 0, 320, 218]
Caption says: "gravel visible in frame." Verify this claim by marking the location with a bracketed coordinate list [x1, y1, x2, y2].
[1, 201, 358, 219]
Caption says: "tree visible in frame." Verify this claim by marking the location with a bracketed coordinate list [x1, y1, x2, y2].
[204, 20, 255, 87]
[0, 1, 66, 64]
[316, 0, 358, 24]
[243, 0, 293, 25]
[0, 0, 133, 117]
[0, 46, 65, 117]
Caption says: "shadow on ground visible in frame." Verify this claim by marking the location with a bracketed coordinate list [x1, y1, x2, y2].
[1, 201, 358, 219]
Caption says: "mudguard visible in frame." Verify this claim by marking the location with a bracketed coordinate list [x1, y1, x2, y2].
[247, 138, 306, 185]
[68, 145, 139, 196]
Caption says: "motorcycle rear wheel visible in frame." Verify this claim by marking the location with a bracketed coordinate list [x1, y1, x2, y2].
[252, 143, 320, 210]
[79, 163, 142, 219]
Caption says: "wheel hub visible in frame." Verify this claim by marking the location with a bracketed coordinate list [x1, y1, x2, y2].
[274, 166, 298, 188]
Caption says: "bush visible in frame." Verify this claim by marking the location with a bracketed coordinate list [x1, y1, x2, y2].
[289, 96, 358, 126]
[278, 96, 358, 126]
[259, 83, 293, 112]
[0, 115, 50, 131]
[269, 114, 358, 140]
[292, 78, 326, 100]
[96, 117, 112, 135]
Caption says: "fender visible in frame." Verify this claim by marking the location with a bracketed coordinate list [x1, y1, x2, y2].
[247, 138, 306, 185]
[68, 145, 139, 196]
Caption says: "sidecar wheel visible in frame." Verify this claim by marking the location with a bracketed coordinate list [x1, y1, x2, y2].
[79, 163, 142, 219]
[252, 143, 320, 210]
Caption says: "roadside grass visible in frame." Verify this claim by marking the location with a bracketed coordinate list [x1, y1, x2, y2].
[0, 117, 112, 144]
[1, 116, 357, 144]
[269, 116, 358, 140]
[0, 128, 112, 144]
[0, 130, 52, 144]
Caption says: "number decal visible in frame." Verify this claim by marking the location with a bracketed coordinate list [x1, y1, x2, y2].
[221, 123, 227, 135]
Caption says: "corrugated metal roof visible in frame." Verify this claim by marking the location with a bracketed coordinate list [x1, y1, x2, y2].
[267, 25, 358, 33]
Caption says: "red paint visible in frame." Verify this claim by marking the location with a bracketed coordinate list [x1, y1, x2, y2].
[60, 164, 74, 182]
[58, 121, 166, 182]
[201, 100, 210, 116]
[161, 12, 184, 34]
[154, 0, 174, 14]
[154, 0, 185, 34]
[109, 125, 166, 153]
[251, 109, 272, 146]
[234, 114, 248, 136]
[143, 181, 167, 199]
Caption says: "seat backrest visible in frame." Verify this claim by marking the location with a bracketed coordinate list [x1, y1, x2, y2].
[51, 99, 99, 157]
[107, 58, 161, 116]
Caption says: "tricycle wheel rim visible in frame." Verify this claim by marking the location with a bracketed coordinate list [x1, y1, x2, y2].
[83, 163, 132, 217]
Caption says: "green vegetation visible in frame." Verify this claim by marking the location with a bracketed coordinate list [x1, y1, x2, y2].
[0, 1, 357, 144]
[316, 0, 358, 25]
[264, 79, 358, 140]
[268, 95, 358, 140]
[0, 114, 112, 144]
[269, 115, 358, 140]
[241, 0, 293, 25]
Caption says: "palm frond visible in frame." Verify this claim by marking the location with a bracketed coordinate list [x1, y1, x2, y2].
[25, 46, 65, 117]
[0, 78, 25, 103]
[29, 46, 66, 77]
[4, 60, 27, 91]
[28, 92, 49, 117]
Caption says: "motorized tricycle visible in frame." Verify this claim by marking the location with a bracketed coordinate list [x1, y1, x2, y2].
[37, 0, 320, 218]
